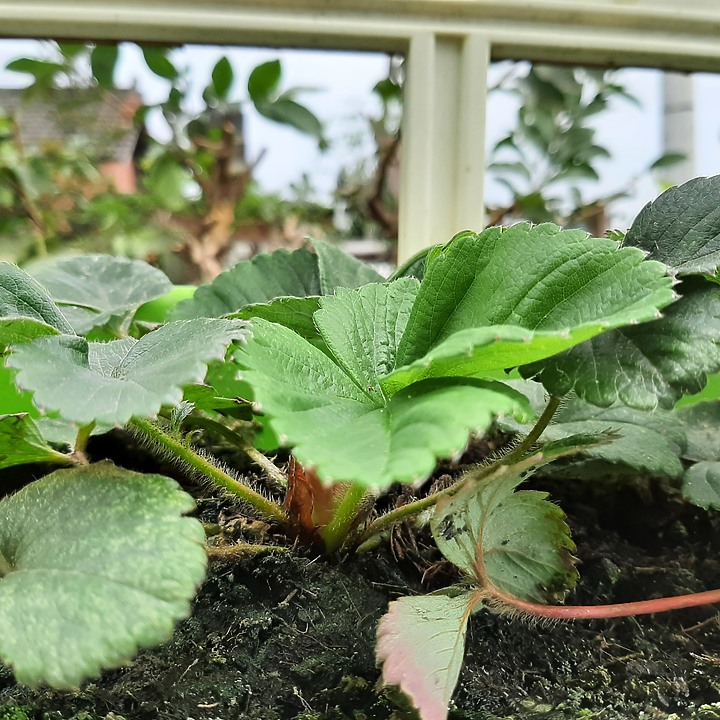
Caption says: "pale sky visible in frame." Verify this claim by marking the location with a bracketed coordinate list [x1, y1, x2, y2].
[1, 38, 719, 229]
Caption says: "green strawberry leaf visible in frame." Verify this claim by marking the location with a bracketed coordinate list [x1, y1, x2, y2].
[170, 247, 320, 321]
[377, 591, 479, 720]
[309, 238, 384, 293]
[396, 224, 675, 369]
[682, 461, 720, 510]
[231, 296, 323, 346]
[237, 317, 528, 488]
[7, 319, 249, 425]
[0, 462, 207, 688]
[0, 262, 72, 347]
[383, 324, 637, 396]
[624, 175, 720, 275]
[523, 278, 720, 410]
[0, 413, 74, 470]
[313, 280, 418, 404]
[431, 468, 578, 603]
[31, 255, 172, 335]
[169, 240, 381, 322]
[675, 401, 720, 462]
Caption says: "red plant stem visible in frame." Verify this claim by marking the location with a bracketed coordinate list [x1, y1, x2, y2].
[490, 586, 720, 619]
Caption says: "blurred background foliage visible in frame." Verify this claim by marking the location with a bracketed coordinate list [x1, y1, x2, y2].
[0, 42, 682, 281]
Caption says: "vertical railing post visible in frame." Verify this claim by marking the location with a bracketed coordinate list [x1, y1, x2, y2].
[398, 31, 491, 263]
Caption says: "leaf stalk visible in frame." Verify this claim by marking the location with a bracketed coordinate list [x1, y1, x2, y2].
[503, 395, 562, 464]
[130, 417, 287, 525]
[320, 483, 368, 554]
[355, 396, 564, 546]
[488, 584, 720, 620]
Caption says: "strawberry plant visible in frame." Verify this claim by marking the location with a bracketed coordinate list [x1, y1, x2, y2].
[0, 178, 719, 720]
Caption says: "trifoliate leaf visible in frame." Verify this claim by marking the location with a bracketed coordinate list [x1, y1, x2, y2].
[0, 413, 73, 470]
[682, 461, 720, 510]
[169, 240, 381, 322]
[523, 278, 720, 410]
[431, 469, 578, 603]
[237, 318, 528, 488]
[624, 175, 720, 275]
[0, 262, 72, 347]
[396, 224, 675, 369]
[377, 591, 479, 720]
[0, 463, 207, 688]
[7, 319, 249, 425]
[31, 255, 172, 335]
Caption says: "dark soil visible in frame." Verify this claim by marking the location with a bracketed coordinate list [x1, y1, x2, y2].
[2, 440, 720, 720]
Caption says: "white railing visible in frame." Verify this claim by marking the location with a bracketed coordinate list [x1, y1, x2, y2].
[2, 0, 720, 260]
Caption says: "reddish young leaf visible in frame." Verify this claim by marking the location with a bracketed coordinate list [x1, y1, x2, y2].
[377, 591, 482, 720]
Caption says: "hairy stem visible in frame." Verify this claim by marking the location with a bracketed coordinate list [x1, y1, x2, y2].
[320, 483, 368, 554]
[489, 584, 720, 619]
[503, 395, 562, 464]
[183, 414, 285, 492]
[356, 481, 459, 545]
[130, 418, 287, 525]
[356, 453, 530, 546]
[356, 396, 564, 547]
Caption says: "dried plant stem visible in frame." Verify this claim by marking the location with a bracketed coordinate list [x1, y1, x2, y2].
[207, 542, 289, 561]
[243, 445, 287, 491]
[130, 417, 287, 524]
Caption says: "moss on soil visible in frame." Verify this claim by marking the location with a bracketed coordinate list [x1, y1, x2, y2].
[2, 467, 720, 719]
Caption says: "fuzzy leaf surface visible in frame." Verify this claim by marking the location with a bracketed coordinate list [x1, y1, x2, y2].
[0, 463, 207, 688]
[683, 461, 720, 510]
[523, 278, 720, 410]
[396, 223, 675, 368]
[31, 255, 172, 334]
[431, 470, 578, 603]
[624, 175, 720, 275]
[383, 324, 628, 396]
[313, 280, 418, 404]
[237, 318, 528, 487]
[7, 319, 249, 425]
[377, 592, 478, 720]
[0, 413, 71, 470]
[0, 262, 72, 345]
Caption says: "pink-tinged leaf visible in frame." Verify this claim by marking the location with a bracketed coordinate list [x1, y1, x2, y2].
[377, 591, 480, 720]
